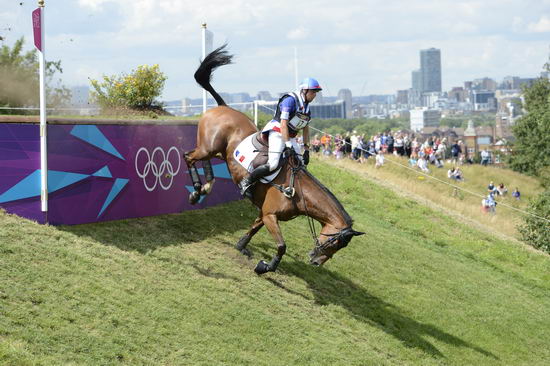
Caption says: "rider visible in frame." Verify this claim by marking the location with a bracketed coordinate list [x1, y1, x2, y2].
[240, 77, 322, 197]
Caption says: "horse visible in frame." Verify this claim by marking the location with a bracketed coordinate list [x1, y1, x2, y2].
[184, 45, 364, 275]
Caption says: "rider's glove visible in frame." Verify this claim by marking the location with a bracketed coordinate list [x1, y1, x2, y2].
[302, 149, 310, 166]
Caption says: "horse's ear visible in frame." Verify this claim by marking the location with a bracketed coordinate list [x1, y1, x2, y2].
[351, 230, 365, 236]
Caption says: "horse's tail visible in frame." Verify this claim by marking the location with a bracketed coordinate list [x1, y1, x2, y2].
[194, 44, 233, 107]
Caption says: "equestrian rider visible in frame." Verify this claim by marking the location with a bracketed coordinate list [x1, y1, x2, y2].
[240, 77, 322, 197]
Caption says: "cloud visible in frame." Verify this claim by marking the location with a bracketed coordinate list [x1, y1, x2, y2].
[527, 16, 550, 33]
[287, 27, 309, 40]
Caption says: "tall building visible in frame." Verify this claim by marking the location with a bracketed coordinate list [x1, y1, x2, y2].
[420, 48, 442, 93]
[256, 91, 273, 101]
[337, 88, 352, 119]
[410, 108, 440, 131]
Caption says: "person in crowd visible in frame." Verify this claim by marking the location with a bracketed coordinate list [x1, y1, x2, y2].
[386, 133, 394, 154]
[334, 134, 344, 159]
[375, 151, 385, 168]
[481, 149, 491, 166]
[394, 133, 404, 156]
[488, 181, 496, 193]
[344, 132, 352, 158]
[447, 167, 464, 182]
[311, 134, 321, 153]
[409, 155, 417, 167]
[512, 187, 521, 200]
[417, 153, 430, 173]
[496, 183, 508, 197]
[404, 135, 412, 157]
[450, 140, 462, 165]
[351, 131, 360, 161]
[321, 133, 331, 156]
[374, 135, 382, 153]
[483, 192, 497, 214]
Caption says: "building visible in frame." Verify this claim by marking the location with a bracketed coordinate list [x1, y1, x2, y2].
[410, 108, 441, 131]
[420, 48, 442, 93]
[472, 90, 496, 111]
[256, 91, 273, 101]
[396, 90, 409, 105]
[337, 88, 352, 118]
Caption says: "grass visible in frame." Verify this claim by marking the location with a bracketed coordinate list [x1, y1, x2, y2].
[1, 159, 550, 365]
[320, 153, 543, 240]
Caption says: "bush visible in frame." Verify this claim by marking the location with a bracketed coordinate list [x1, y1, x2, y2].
[518, 190, 550, 253]
[90, 64, 166, 111]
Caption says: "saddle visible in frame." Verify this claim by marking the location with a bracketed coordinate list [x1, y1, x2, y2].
[234, 132, 282, 183]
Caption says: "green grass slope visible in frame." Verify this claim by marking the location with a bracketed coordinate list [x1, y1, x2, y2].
[1, 160, 550, 365]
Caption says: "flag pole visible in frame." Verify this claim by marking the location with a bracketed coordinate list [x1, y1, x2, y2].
[201, 23, 207, 114]
[34, 0, 48, 213]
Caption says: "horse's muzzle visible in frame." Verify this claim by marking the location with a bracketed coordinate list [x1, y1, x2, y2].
[309, 253, 329, 266]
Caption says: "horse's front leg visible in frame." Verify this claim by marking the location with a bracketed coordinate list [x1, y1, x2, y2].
[236, 216, 264, 257]
[254, 214, 286, 275]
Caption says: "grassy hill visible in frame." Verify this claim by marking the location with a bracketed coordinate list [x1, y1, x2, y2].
[1, 159, 550, 365]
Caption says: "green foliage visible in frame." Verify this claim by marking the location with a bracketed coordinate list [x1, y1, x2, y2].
[90, 64, 167, 111]
[519, 190, 550, 253]
[310, 117, 408, 138]
[0, 37, 70, 113]
[508, 76, 550, 179]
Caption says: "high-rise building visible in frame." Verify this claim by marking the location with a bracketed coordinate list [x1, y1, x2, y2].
[337, 88, 352, 118]
[420, 48, 442, 93]
[256, 91, 273, 101]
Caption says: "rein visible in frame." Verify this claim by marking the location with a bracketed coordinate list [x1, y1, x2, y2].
[271, 156, 350, 255]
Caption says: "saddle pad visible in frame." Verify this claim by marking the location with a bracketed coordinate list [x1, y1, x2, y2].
[234, 133, 281, 183]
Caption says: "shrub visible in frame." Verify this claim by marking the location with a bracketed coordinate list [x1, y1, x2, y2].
[518, 190, 550, 253]
[90, 64, 166, 111]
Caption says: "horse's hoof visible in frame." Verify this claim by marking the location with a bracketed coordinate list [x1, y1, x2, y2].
[254, 260, 270, 275]
[240, 248, 252, 258]
[188, 191, 200, 205]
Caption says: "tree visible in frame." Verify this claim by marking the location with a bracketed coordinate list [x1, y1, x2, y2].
[0, 37, 71, 113]
[518, 190, 550, 253]
[507, 69, 550, 180]
[89, 64, 167, 112]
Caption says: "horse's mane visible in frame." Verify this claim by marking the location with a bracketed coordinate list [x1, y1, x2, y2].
[194, 44, 233, 107]
[300, 167, 353, 227]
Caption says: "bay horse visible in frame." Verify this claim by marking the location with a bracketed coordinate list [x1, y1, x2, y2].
[184, 45, 364, 274]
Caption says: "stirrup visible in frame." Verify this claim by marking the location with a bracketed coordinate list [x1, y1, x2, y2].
[282, 186, 295, 199]
[239, 179, 254, 198]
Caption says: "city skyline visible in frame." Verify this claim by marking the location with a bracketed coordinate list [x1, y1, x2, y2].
[2, 0, 550, 99]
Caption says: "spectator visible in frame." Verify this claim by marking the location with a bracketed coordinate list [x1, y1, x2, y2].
[496, 183, 508, 196]
[344, 132, 352, 157]
[394, 134, 405, 156]
[447, 167, 464, 182]
[417, 154, 430, 173]
[450, 140, 462, 164]
[311, 134, 321, 153]
[488, 181, 495, 193]
[375, 151, 385, 168]
[483, 192, 497, 214]
[481, 149, 491, 166]
[351, 131, 360, 161]
[512, 187, 521, 200]
[409, 155, 417, 167]
[386, 133, 394, 154]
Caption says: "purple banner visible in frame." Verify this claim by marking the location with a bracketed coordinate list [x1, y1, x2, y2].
[0, 123, 240, 225]
[32, 8, 41, 52]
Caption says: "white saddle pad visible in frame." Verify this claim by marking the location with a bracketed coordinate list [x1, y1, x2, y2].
[233, 134, 281, 183]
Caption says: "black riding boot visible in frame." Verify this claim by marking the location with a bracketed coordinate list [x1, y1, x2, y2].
[240, 164, 271, 198]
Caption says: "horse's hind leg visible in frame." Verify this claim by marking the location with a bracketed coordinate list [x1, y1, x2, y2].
[236, 216, 264, 257]
[184, 149, 203, 204]
[200, 160, 215, 196]
[254, 214, 286, 275]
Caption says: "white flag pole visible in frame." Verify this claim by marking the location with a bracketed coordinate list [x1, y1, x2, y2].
[33, 1, 48, 212]
[201, 23, 207, 114]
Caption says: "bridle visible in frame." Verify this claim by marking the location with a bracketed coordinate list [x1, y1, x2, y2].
[274, 154, 351, 258]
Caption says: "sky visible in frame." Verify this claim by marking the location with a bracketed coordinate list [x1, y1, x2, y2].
[2, 0, 550, 100]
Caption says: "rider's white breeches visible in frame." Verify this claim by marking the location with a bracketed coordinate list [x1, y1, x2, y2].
[267, 131, 301, 171]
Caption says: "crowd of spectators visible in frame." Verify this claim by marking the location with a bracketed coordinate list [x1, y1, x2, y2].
[305, 130, 520, 217]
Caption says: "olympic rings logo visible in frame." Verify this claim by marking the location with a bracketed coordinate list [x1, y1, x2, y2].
[134, 146, 181, 192]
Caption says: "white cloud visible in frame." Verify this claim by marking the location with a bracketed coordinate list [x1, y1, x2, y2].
[287, 27, 309, 40]
[527, 16, 550, 33]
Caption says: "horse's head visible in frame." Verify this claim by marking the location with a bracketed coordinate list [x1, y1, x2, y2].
[308, 226, 364, 266]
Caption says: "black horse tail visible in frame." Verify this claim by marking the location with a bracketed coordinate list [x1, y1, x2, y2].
[193, 44, 233, 107]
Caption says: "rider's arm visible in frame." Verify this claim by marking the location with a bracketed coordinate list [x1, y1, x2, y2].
[302, 126, 310, 150]
[280, 119, 291, 148]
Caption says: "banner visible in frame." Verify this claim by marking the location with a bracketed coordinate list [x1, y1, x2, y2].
[32, 8, 42, 51]
[205, 29, 213, 54]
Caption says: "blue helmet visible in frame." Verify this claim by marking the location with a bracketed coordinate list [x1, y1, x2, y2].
[299, 77, 322, 91]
